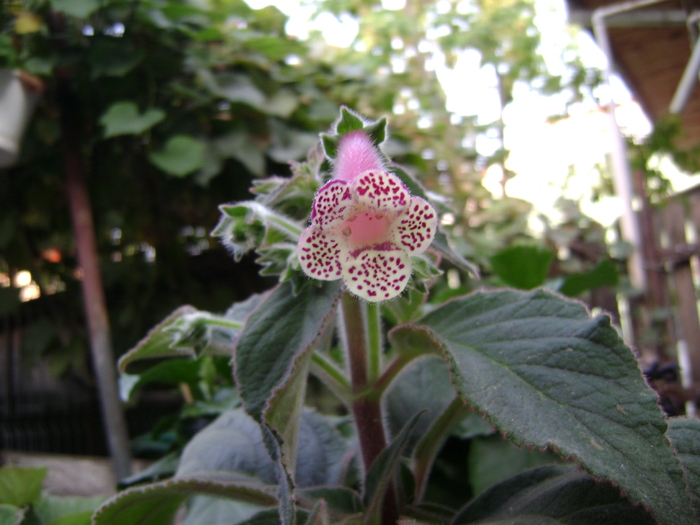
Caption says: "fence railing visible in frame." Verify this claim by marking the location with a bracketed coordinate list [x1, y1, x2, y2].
[634, 172, 700, 409]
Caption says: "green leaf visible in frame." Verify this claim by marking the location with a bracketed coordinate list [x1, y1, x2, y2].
[212, 131, 265, 177]
[100, 102, 165, 138]
[92, 473, 277, 525]
[489, 245, 553, 290]
[467, 435, 563, 496]
[119, 359, 202, 402]
[383, 355, 456, 454]
[297, 487, 362, 515]
[364, 116, 388, 147]
[118, 453, 180, 489]
[182, 496, 262, 525]
[267, 121, 318, 163]
[237, 508, 310, 525]
[558, 259, 619, 297]
[0, 505, 24, 525]
[49, 0, 98, 18]
[363, 411, 425, 523]
[265, 89, 299, 118]
[88, 40, 145, 79]
[417, 288, 694, 525]
[301, 499, 328, 525]
[453, 465, 656, 524]
[149, 136, 206, 177]
[0, 467, 46, 507]
[667, 417, 700, 515]
[263, 352, 311, 482]
[294, 409, 350, 487]
[23, 57, 54, 75]
[118, 306, 199, 374]
[33, 494, 104, 525]
[243, 35, 304, 61]
[201, 71, 266, 106]
[176, 409, 277, 483]
[49, 510, 93, 525]
[234, 280, 342, 422]
[119, 294, 264, 375]
[335, 107, 365, 135]
[320, 134, 338, 160]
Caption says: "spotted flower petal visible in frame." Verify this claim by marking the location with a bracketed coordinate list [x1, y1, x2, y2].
[351, 170, 410, 214]
[394, 196, 438, 255]
[298, 227, 344, 281]
[311, 180, 354, 231]
[342, 249, 412, 301]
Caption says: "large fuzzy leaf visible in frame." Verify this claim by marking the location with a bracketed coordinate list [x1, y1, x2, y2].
[234, 280, 341, 421]
[119, 294, 265, 374]
[667, 417, 700, 515]
[176, 409, 277, 483]
[92, 473, 277, 525]
[416, 288, 694, 525]
[383, 355, 457, 454]
[453, 465, 656, 524]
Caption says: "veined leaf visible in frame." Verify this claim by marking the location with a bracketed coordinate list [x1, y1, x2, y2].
[667, 417, 700, 516]
[234, 280, 341, 422]
[417, 288, 694, 525]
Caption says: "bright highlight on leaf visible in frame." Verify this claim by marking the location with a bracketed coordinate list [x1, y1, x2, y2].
[298, 131, 437, 301]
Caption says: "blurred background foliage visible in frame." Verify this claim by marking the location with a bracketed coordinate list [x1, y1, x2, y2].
[1, 0, 618, 453]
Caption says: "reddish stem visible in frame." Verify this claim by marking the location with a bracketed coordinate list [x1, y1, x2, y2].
[340, 293, 398, 524]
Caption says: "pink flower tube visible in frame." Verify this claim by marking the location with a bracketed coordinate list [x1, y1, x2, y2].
[298, 131, 437, 302]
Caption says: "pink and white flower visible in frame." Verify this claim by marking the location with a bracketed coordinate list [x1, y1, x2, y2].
[298, 131, 438, 302]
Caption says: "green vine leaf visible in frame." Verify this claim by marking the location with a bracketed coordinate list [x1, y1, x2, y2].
[416, 288, 694, 525]
[99, 102, 165, 138]
[149, 135, 207, 177]
[0, 467, 46, 507]
[489, 245, 553, 290]
[49, 0, 98, 18]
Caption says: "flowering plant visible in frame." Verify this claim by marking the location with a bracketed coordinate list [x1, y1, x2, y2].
[93, 109, 700, 525]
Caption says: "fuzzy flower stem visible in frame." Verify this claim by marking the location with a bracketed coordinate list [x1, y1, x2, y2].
[249, 202, 304, 242]
[339, 292, 398, 524]
[310, 351, 351, 401]
[366, 302, 382, 384]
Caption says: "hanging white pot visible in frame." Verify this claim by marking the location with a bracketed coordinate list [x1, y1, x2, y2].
[0, 69, 42, 168]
